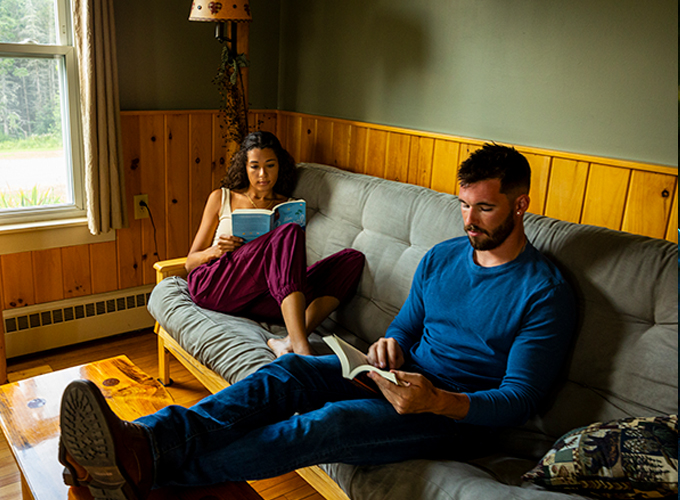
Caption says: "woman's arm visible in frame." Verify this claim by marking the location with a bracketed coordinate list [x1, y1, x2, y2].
[185, 190, 233, 273]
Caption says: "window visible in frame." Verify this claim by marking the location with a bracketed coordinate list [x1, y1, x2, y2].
[0, 0, 84, 228]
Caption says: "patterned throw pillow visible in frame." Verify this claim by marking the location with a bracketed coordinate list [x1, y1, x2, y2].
[522, 415, 678, 499]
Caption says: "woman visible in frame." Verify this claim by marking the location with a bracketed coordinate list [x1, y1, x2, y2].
[186, 131, 365, 357]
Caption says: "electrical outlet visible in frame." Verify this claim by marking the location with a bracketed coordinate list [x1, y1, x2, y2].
[133, 194, 149, 219]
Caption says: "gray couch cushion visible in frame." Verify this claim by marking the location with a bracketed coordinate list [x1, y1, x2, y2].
[521, 219, 678, 440]
[322, 459, 591, 500]
[148, 276, 336, 383]
[147, 276, 276, 384]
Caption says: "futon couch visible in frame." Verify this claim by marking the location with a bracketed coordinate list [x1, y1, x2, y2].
[148, 163, 678, 500]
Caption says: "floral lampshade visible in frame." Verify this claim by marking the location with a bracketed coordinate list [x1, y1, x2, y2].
[188, 0, 252, 23]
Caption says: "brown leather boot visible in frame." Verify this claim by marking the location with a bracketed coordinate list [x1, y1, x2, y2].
[59, 379, 154, 500]
[59, 436, 91, 486]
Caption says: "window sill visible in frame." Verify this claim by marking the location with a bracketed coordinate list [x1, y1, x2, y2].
[0, 217, 116, 255]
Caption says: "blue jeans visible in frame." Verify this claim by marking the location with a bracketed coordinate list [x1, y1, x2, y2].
[136, 354, 486, 488]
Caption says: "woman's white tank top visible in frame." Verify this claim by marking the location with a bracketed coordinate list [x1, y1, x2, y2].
[212, 188, 233, 245]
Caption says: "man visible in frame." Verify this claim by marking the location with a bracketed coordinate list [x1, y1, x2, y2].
[59, 143, 576, 500]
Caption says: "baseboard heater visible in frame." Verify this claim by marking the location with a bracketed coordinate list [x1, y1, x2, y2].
[2, 284, 155, 359]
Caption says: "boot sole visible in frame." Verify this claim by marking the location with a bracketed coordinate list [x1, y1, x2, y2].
[58, 436, 85, 486]
[60, 380, 140, 500]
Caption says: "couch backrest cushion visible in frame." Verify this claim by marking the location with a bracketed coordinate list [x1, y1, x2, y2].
[522, 215, 678, 436]
[294, 163, 678, 435]
[294, 163, 466, 344]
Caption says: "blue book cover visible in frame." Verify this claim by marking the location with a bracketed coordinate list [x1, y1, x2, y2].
[232, 199, 306, 242]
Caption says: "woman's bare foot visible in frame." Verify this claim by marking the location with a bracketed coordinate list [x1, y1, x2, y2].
[267, 337, 312, 357]
[267, 337, 292, 357]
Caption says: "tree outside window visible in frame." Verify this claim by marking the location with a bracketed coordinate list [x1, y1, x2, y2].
[0, 0, 84, 224]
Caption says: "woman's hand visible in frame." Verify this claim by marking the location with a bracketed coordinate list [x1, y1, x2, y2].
[185, 235, 244, 273]
[368, 337, 404, 370]
[189, 236, 244, 270]
[215, 235, 244, 254]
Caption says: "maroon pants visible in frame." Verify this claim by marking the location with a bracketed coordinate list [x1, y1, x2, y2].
[188, 223, 365, 321]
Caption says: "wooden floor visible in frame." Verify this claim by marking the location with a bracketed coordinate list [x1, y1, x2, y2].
[0, 329, 325, 500]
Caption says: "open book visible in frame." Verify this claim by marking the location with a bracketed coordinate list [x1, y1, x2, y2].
[323, 335, 400, 385]
[232, 199, 306, 243]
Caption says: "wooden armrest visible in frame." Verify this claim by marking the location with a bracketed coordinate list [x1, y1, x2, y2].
[153, 257, 188, 283]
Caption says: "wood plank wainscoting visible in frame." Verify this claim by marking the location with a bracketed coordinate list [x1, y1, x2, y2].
[270, 110, 677, 242]
[0, 108, 677, 382]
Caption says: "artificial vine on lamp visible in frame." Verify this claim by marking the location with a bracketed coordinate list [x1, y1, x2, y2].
[213, 45, 249, 146]
[188, 0, 252, 146]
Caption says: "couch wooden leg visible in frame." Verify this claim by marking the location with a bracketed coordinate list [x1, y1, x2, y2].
[158, 336, 172, 386]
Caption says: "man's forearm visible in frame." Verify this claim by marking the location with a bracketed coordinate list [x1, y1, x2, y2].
[431, 389, 470, 420]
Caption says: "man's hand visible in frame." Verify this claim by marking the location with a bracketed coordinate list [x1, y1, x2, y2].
[368, 370, 439, 414]
[367, 337, 404, 370]
[368, 370, 470, 419]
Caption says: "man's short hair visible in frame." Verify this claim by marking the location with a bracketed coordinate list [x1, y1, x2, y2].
[457, 143, 531, 195]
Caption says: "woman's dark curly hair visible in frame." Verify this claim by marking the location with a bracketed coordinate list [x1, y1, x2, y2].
[220, 131, 297, 197]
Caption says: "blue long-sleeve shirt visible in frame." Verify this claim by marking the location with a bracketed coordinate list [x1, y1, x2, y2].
[386, 237, 576, 428]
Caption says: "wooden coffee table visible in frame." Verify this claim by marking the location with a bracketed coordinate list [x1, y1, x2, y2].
[0, 355, 262, 500]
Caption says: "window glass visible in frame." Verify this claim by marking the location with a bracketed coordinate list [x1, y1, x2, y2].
[0, 0, 83, 225]
[0, 0, 58, 45]
[0, 56, 71, 211]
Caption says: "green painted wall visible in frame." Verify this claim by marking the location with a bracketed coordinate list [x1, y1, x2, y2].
[114, 1, 677, 167]
[115, 1, 220, 110]
[114, 0, 279, 111]
[278, 0, 678, 167]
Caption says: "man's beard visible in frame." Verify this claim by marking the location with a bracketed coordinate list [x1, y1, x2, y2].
[465, 210, 515, 251]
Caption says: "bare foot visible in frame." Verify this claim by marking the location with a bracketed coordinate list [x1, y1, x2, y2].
[268, 337, 293, 357]
[267, 337, 312, 357]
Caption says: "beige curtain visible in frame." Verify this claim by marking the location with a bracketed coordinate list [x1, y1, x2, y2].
[73, 0, 127, 235]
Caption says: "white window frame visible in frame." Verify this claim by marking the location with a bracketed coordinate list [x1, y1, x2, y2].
[0, 0, 87, 230]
